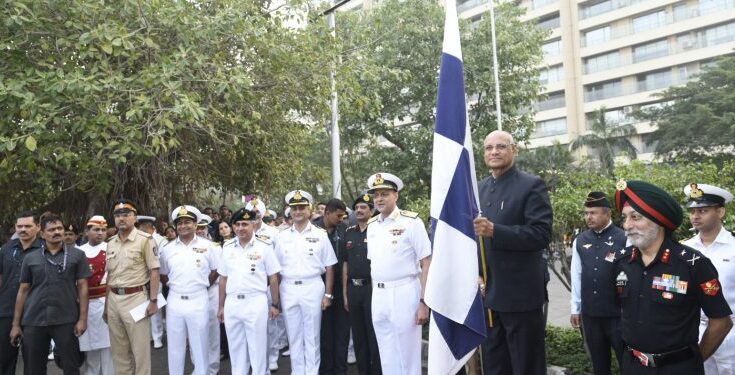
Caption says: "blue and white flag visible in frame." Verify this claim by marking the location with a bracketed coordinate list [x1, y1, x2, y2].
[425, 0, 487, 374]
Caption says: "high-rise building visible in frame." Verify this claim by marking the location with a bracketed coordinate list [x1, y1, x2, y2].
[337, 0, 735, 158]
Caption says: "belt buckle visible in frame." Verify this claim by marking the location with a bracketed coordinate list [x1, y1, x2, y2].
[377, 282, 385, 288]
[181, 295, 189, 300]
[352, 279, 362, 286]
[632, 350, 656, 367]
[116, 288, 125, 295]
[237, 295, 245, 299]
[294, 281, 303, 285]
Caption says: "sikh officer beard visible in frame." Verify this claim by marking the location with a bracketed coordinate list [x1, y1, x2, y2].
[625, 225, 660, 249]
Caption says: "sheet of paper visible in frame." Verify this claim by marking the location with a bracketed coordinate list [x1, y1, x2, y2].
[129, 293, 167, 322]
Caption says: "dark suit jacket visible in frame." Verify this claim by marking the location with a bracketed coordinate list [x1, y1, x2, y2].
[478, 165, 553, 312]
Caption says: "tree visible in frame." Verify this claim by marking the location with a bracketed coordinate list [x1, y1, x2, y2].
[569, 107, 637, 177]
[333, 0, 547, 205]
[515, 141, 574, 191]
[637, 56, 735, 163]
[0, 1, 333, 224]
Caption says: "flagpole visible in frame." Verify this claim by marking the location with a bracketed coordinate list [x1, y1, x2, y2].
[328, 0, 342, 199]
[489, 0, 502, 131]
[478, 235, 493, 328]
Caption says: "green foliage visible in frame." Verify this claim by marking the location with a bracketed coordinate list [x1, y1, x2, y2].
[0, 0, 333, 221]
[549, 160, 735, 241]
[333, 0, 546, 202]
[515, 141, 574, 191]
[545, 325, 594, 375]
[570, 107, 637, 178]
[638, 56, 735, 163]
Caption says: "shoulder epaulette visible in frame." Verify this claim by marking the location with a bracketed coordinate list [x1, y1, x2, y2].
[679, 237, 694, 244]
[312, 225, 326, 232]
[138, 231, 152, 238]
[108, 235, 119, 242]
[673, 244, 704, 266]
[616, 247, 633, 260]
[222, 238, 236, 247]
[347, 225, 357, 231]
[400, 210, 419, 219]
[367, 216, 379, 225]
[255, 234, 272, 245]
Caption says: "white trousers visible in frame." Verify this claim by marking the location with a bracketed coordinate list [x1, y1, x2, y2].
[225, 292, 269, 375]
[206, 285, 221, 375]
[701, 318, 735, 375]
[150, 282, 164, 344]
[371, 278, 422, 375]
[267, 288, 288, 366]
[167, 290, 209, 375]
[280, 278, 325, 375]
[81, 348, 114, 375]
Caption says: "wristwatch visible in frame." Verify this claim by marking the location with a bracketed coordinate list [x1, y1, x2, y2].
[271, 303, 280, 310]
[324, 293, 334, 300]
[150, 299, 158, 303]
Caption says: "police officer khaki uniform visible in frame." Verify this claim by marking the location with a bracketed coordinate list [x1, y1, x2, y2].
[78, 215, 115, 375]
[105, 199, 160, 375]
[219, 208, 282, 375]
[682, 183, 735, 374]
[613, 180, 733, 374]
[137, 215, 166, 349]
[342, 194, 382, 375]
[274, 190, 338, 374]
[160, 205, 218, 375]
[570, 192, 626, 375]
[245, 197, 287, 371]
[366, 173, 431, 375]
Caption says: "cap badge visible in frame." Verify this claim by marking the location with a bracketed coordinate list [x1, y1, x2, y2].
[179, 207, 189, 216]
[689, 183, 703, 199]
[616, 179, 627, 191]
[251, 198, 259, 206]
[116, 203, 125, 209]
[363, 194, 370, 202]
[68, 225, 73, 231]
[294, 191, 302, 200]
[243, 212, 251, 220]
[374, 174, 384, 185]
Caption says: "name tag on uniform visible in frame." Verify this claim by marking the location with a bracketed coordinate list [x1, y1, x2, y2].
[306, 237, 319, 243]
[247, 253, 262, 261]
[389, 228, 405, 236]
[652, 274, 688, 294]
[604, 251, 615, 263]
[193, 248, 208, 254]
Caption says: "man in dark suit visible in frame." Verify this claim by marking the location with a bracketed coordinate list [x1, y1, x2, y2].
[473, 130, 553, 375]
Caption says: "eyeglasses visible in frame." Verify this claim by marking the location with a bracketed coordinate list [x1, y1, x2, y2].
[484, 143, 514, 152]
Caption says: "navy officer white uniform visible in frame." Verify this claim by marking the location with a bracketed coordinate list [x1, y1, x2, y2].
[218, 208, 281, 375]
[245, 197, 287, 371]
[274, 190, 338, 374]
[366, 172, 431, 375]
[683, 183, 735, 375]
[160, 205, 219, 375]
[195, 213, 222, 375]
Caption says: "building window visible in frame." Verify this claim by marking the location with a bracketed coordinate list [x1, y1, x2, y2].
[532, 0, 556, 9]
[539, 65, 565, 85]
[537, 13, 560, 31]
[704, 22, 735, 46]
[535, 91, 566, 111]
[542, 39, 562, 58]
[639, 133, 659, 154]
[580, 0, 612, 19]
[585, 107, 634, 129]
[584, 51, 621, 74]
[632, 39, 669, 63]
[637, 69, 672, 92]
[699, 0, 735, 16]
[632, 10, 666, 33]
[532, 117, 567, 138]
[673, 2, 688, 21]
[583, 26, 611, 47]
[584, 79, 622, 102]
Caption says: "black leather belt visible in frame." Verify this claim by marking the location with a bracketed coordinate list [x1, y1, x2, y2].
[351, 278, 370, 286]
[110, 286, 145, 295]
[626, 345, 694, 368]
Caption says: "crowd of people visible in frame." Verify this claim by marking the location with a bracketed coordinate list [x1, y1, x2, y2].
[0, 129, 733, 375]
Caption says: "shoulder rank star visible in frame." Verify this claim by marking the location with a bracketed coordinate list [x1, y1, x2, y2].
[583, 244, 592, 249]
[619, 249, 626, 255]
